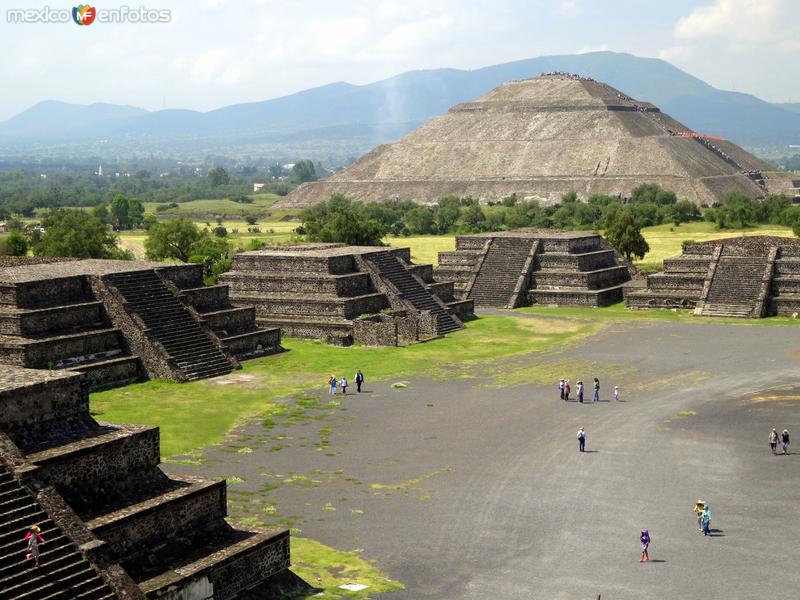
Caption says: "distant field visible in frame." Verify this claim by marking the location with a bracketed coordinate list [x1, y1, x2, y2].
[387, 222, 798, 269]
[637, 222, 796, 270]
[385, 235, 455, 265]
[142, 194, 293, 219]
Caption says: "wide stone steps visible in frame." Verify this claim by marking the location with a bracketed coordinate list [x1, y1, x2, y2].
[105, 271, 233, 380]
[702, 256, 767, 317]
[0, 469, 115, 600]
[365, 252, 460, 335]
[470, 239, 533, 307]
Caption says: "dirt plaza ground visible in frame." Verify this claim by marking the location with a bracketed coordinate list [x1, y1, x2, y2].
[166, 317, 800, 599]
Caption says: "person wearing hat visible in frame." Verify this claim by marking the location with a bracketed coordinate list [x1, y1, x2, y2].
[701, 504, 712, 536]
[694, 500, 705, 531]
[559, 379, 565, 401]
[614, 385, 620, 402]
[781, 429, 790, 455]
[25, 525, 44, 567]
[769, 428, 779, 455]
[577, 427, 586, 452]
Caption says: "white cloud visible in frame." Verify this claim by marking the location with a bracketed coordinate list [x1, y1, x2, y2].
[674, 0, 780, 42]
[556, 0, 581, 18]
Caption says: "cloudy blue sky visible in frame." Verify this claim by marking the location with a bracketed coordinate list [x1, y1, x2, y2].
[1, 0, 798, 120]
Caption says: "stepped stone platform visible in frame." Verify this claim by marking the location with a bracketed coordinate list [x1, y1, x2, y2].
[0, 259, 282, 391]
[625, 236, 800, 318]
[279, 74, 794, 208]
[435, 231, 630, 308]
[219, 244, 474, 344]
[0, 366, 290, 599]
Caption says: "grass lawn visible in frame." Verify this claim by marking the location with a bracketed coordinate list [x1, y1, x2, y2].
[519, 300, 800, 326]
[384, 235, 455, 265]
[91, 314, 602, 457]
[141, 194, 288, 219]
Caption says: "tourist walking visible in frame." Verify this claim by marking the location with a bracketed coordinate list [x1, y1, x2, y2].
[593, 378, 600, 403]
[770, 428, 779, 455]
[577, 380, 584, 403]
[328, 375, 337, 396]
[614, 385, 620, 402]
[564, 380, 571, 402]
[694, 500, 705, 532]
[25, 525, 44, 568]
[577, 427, 586, 452]
[701, 504, 712, 536]
[559, 379, 565, 401]
[355, 370, 364, 393]
[639, 530, 650, 562]
[782, 429, 790, 455]
[340, 376, 348, 395]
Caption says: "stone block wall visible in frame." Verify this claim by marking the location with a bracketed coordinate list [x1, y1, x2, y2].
[0, 371, 88, 448]
[33, 425, 162, 509]
[0, 301, 105, 337]
[90, 479, 227, 563]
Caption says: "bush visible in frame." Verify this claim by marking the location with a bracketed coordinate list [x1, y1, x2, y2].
[0, 230, 28, 256]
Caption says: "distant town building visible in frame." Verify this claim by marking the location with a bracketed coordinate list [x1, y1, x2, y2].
[0, 222, 7, 233]
[96, 164, 103, 176]
[253, 182, 266, 192]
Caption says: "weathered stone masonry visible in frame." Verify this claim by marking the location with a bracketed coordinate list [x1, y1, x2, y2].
[625, 235, 800, 318]
[0, 259, 282, 391]
[0, 366, 291, 599]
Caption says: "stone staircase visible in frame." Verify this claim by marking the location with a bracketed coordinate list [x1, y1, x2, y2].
[104, 271, 233, 380]
[700, 256, 768, 317]
[364, 251, 461, 335]
[0, 467, 116, 600]
[468, 237, 536, 308]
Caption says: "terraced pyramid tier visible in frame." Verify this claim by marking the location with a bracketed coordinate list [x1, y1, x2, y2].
[280, 75, 793, 207]
[435, 231, 630, 309]
[625, 235, 800, 318]
[0, 365, 291, 598]
[0, 258, 282, 389]
[220, 244, 473, 344]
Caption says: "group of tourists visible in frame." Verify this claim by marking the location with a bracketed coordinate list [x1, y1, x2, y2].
[540, 71, 595, 82]
[559, 378, 618, 403]
[769, 427, 790, 455]
[327, 370, 365, 395]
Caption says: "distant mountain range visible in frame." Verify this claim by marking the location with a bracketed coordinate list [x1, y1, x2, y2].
[2, 52, 799, 161]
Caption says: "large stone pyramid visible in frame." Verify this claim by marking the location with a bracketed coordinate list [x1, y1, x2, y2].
[279, 74, 797, 207]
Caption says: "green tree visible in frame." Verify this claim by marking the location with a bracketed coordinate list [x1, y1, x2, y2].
[433, 197, 462, 233]
[110, 194, 130, 230]
[605, 208, 649, 261]
[207, 167, 230, 187]
[33, 209, 127, 259]
[145, 219, 202, 262]
[289, 160, 318, 185]
[301, 194, 387, 246]
[460, 203, 487, 231]
[404, 207, 435, 234]
[244, 215, 258, 226]
[0, 230, 28, 256]
[92, 204, 110, 223]
[128, 197, 145, 228]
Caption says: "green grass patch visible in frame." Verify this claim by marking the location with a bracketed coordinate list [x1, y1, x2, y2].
[291, 537, 404, 599]
[370, 466, 452, 491]
[91, 314, 602, 456]
[677, 410, 697, 417]
[519, 301, 800, 327]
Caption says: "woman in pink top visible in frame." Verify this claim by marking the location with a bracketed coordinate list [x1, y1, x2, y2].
[25, 525, 44, 567]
